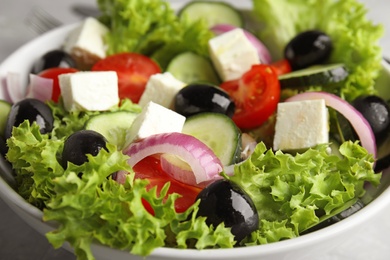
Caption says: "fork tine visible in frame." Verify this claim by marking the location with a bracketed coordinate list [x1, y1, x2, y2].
[24, 6, 62, 35]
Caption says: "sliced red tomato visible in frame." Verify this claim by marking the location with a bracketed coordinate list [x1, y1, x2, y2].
[220, 64, 281, 129]
[91, 52, 161, 103]
[38, 67, 78, 102]
[133, 156, 201, 214]
[270, 59, 292, 76]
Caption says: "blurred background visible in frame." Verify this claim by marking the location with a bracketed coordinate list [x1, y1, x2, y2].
[0, 0, 390, 259]
[1, 0, 390, 62]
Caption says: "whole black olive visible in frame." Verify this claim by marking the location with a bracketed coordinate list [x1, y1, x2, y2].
[284, 30, 332, 70]
[62, 130, 107, 169]
[5, 98, 54, 139]
[174, 83, 235, 117]
[352, 95, 390, 143]
[30, 49, 76, 74]
[196, 179, 259, 243]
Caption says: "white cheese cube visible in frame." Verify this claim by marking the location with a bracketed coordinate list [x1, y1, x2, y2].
[63, 17, 109, 69]
[59, 71, 119, 112]
[128, 101, 186, 142]
[273, 99, 329, 151]
[208, 28, 260, 81]
[138, 72, 186, 108]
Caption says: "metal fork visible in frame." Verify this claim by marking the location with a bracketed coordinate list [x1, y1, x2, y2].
[24, 6, 62, 35]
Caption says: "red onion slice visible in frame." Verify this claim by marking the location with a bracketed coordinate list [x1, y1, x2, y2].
[113, 171, 128, 185]
[6, 72, 25, 103]
[0, 77, 12, 103]
[160, 154, 222, 187]
[1, 73, 53, 103]
[286, 91, 377, 158]
[160, 154, 195, 183]
[211, 24, 272, 64]
[26, 74, 53, 102]
[123, 132, 223, 186]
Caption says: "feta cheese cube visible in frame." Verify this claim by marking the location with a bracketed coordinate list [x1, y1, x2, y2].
[138, 72, 186, 108]
[273, 99, 329, 151]
[208, 28, 260, 81]
[127, 101, 186, 142]
[63, 17, 109, 69]
[59, 71, 119, 112]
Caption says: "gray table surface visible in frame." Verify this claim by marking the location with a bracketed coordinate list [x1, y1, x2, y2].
[1, 0, 390, 259]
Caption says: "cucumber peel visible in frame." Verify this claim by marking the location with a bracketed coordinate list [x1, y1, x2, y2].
[182, 112, 241, 165]
[167, 52, 220, 85]
[279, 63, 349, 89]
[179, 1, 244, 28]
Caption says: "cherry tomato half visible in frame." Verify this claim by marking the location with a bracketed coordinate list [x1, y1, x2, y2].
[220, 64, 281, 129]
[133, 156, 201, 214]
[270, 59, 292, 76]
[38, 67, 78, 102]
[92, 52, 161, 103]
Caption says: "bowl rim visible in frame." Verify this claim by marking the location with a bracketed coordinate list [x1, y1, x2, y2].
[1, 22, 390, 258]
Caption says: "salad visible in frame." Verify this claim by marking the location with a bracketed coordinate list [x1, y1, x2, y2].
[0, 0, 388, 260]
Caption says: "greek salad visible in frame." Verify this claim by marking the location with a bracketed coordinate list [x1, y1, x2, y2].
[0, 0, 388, 259]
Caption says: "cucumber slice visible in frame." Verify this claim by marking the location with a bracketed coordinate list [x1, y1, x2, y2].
[182, 112, 241, 165]
[0, 100, 11, 137]
[167, 52, 220, 85]
[278, 63, 349, 89]
[85, 111, 138, 149]
[178, 1, 244, 28]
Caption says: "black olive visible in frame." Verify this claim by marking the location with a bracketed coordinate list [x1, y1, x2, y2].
[30, 49, 76, 74]
[174, 83, 235, 117]
[284, 30, 332, 70]
[375, 153, 390, 172]
[62, 130, 107, 169]
[196, 179, 259, 243]
[352, 95, 390, 143]
[5, 98, 54, 139]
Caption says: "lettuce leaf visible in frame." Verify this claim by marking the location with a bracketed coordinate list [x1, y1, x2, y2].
[6, 121, 64, 208]
[7, 122, 235, 260]
[97, 0, 214, 69]
[41, 144, 235, 260]
[48, 98, 141, 140]
[228, 142, 380, 244]
[150, 18, 215, 70]
[6, 121, 381, 258]
[252, 0, 384, 101]
[97, 0, 177, 54]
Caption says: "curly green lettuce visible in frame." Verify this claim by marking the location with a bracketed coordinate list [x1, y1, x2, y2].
[97, 0, 214, 69]
[228, 142, 380, 244]
[6, 121, 381, 259]
[5, 98, 140, 207]
[6, 121, 64, 208]
[48, 98, 141, 140]
[252, 0, 384, 101]
[6, 122, 235, 260]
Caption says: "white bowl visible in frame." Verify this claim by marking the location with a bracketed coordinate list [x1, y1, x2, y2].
[1, 6, 390, 260]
